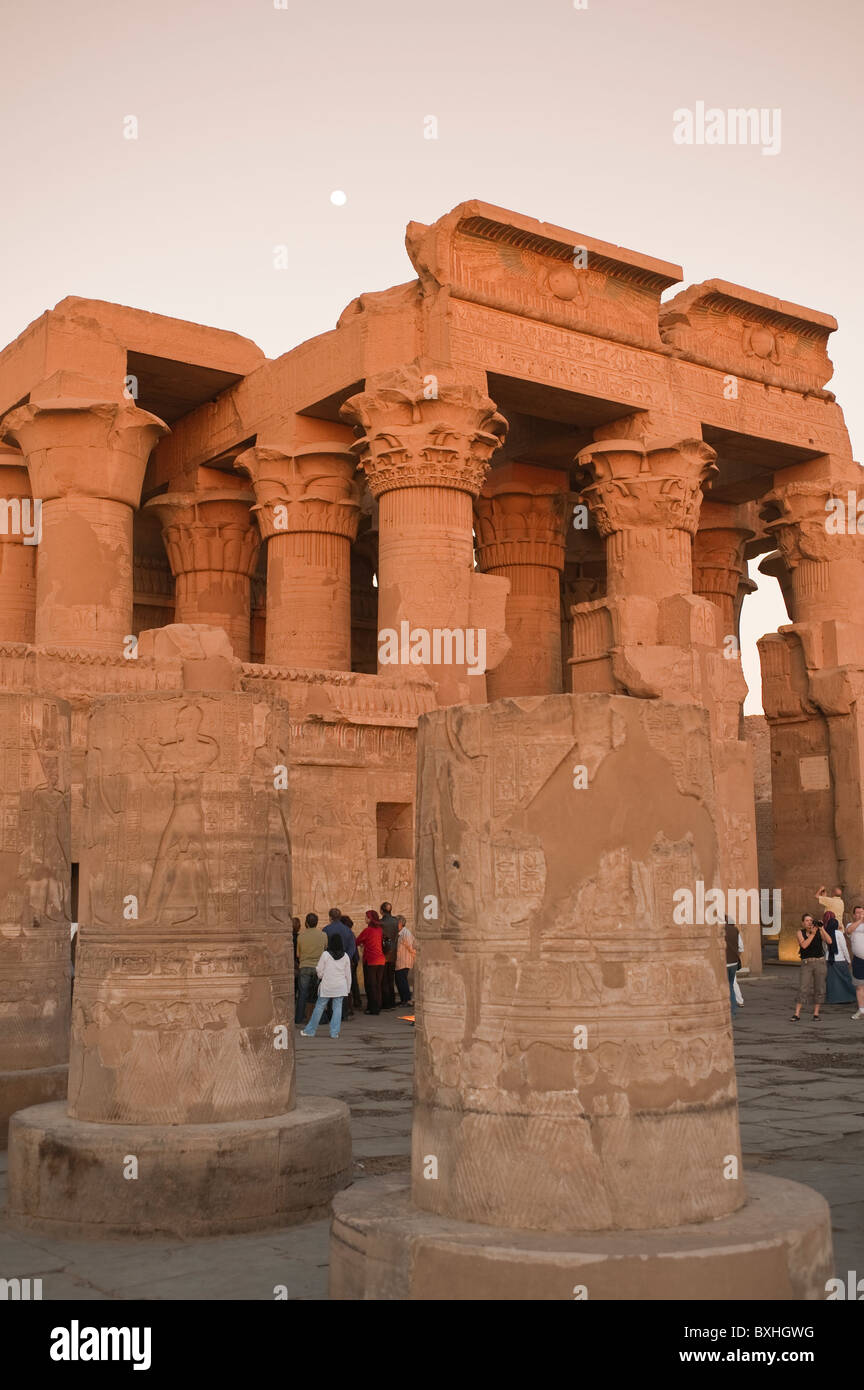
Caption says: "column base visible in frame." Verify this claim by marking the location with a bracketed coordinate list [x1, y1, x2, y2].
[330, 1173, 833, 1301]
[8, 1097, 351, 1239]
[0, 1065, 68, 1148]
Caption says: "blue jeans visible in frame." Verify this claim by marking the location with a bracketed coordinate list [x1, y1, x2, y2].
[304, 994, 343, 1038]
[295, 967, 317, 1024]
[727, 964, 738, 1017]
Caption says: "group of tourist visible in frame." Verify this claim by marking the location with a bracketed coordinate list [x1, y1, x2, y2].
[792, 886, 864, 1022]
[292, 903, 416, 1039]
[724, 883, 864, 1023]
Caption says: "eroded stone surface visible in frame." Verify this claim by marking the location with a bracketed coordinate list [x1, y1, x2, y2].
[71, 690, 294, 1125]
[0, 695, 71, 1141]
[411, 694, 741, 1232]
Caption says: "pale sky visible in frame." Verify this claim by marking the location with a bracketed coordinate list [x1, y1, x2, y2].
[2, 0, 860, 709]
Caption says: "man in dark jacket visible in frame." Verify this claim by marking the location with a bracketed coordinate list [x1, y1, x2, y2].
[380, 901, 399, 1010]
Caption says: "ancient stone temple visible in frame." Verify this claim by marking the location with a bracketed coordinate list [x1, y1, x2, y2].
[0, 201, 856, 1261]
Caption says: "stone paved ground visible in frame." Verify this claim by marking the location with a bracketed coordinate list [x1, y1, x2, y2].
[0, 968, 861, 1299]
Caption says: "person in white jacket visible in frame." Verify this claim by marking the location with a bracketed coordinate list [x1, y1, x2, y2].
[300, 936, 351, 1039]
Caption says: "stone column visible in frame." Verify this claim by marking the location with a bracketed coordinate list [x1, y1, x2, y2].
[1, 398, 167, 654]
[145, 490, 260, 661]
[0, 695, 71, 1145]
[235, 442, 360, 671]
[0, 443, 37, 644]
[569, 435, 718, 700]
[758, 472, 864, 959]
[692, 501, 762, 975]
[341, 366, 510, 706]
[764, 477, 864, 626]
[693, 500, 756, 648]
[7, 666, 351, 1236]
[581, 437, 715, 603]
[474, 463, 569, 698]
[330, 694, 832, 1299]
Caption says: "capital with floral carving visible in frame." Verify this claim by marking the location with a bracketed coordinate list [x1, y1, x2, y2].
[144, 491, 261, 579]
[761, 480, 864, 569]
[474, 463, 569, 571]
[340, 364, 507, 499]
[234, 442, 361, 542]
[1, 397, 168, 507]
[575, 437, 717, 537]
[693, 500, 756, 612]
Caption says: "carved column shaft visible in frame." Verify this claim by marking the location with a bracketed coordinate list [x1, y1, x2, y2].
[73, 690, 294, 1124]
[413, 694, 743, 1232]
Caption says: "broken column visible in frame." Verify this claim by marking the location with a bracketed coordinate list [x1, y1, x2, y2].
[331, 693, 832, 1299]
[0, 695, 71, 1145]
[7, 658, 351, 1236]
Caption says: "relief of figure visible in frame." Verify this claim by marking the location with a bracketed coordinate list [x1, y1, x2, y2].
[253, 707, 292, 925]
[29, 728, 69, 924]
[303, 813, 336, 914]
[138, 703, 218, 924]
[83, 721, 129, 926]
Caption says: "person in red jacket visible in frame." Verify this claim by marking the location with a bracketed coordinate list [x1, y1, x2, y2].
[356, 909, 386, 1015]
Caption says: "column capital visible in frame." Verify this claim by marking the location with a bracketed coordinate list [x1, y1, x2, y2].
[693, 500, 756, 616]
[761, 478, 864, 567]
[234, 442, 361, 542]
[475, 463, 569, 572]
[575, 437, 717, 537]
[144, 490, 261, 579]
[1, 397, 168, 507]
[340, 364, 507, 499]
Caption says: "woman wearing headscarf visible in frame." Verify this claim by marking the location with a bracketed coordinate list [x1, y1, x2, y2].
[299, 934, 351, 1040]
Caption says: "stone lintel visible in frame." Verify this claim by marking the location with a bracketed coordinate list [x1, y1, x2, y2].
[660, 279, 837, 393]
